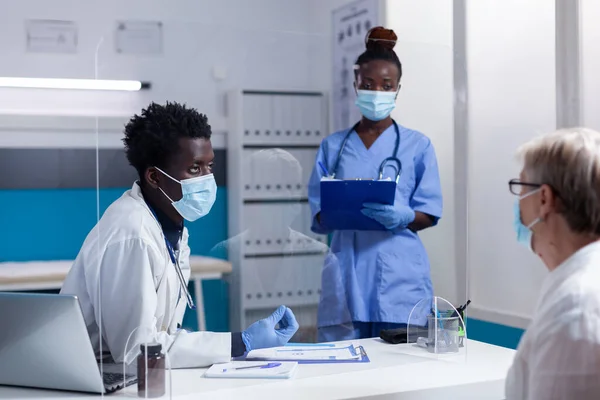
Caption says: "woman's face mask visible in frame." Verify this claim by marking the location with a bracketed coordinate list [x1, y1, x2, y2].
[513, 188, 542, 251]
[155, 167, 217, 222]
[355, 89, 398, 121]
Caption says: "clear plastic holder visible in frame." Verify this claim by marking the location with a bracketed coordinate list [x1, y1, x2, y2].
[406, 296, 467, 362]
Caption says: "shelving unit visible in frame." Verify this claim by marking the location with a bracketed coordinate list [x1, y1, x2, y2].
[226, 90, 328, 337]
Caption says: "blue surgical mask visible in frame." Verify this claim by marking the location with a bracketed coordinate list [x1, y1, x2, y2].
[355, 89, 398, 121]
[155, 167, 217, 222]
[513, 189, 542, 251]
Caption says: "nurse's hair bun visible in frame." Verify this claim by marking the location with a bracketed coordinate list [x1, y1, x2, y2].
[365, 26, 397, 51]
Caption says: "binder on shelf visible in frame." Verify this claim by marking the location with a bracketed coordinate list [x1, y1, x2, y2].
[320, 178, 396, 231]
[228, 90, 327, 332]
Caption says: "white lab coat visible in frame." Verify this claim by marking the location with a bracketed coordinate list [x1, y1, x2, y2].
[60, 182, 231, 368]
[505, 241, 600, 399]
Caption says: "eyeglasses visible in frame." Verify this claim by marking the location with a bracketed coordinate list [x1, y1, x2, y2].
[508, 179, 541, 196]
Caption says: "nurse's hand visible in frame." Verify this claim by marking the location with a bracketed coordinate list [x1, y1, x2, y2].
[241, 305, 299, 352]
[361, 202, 415, 230]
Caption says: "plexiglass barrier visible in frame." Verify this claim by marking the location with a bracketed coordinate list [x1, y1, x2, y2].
[0, 5, 463, 398]
[4, 1, 598, 396]
[94, 27, 458, 396]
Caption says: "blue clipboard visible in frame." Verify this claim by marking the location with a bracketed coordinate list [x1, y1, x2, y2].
[296, 346, 370, 364]
[244, 344, 370, 365]
[320, 179, 396, 231]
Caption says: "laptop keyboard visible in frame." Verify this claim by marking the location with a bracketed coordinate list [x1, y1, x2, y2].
[103, 372, 137, 393]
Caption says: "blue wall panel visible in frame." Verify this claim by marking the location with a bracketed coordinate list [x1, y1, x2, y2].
[0, 188, 124, 261]
[0, 186, 528, 341]
[466, 318, 524, 350]
[0, 187, 230, 332]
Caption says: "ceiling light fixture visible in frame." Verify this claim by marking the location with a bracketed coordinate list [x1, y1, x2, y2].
[0, 77, 151, 91]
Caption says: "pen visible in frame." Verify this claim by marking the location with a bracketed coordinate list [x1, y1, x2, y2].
[435, 309, 451, 345]
[458, 300, 471, 314]
[222, 362, 281, 372]
[451, 299, 471, 317]
[318, 161, 329, 176]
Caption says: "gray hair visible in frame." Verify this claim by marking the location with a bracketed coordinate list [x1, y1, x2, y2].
[517, 127, 600, 235]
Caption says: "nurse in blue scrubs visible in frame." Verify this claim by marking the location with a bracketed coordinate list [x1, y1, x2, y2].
[308, 27, 443, 342]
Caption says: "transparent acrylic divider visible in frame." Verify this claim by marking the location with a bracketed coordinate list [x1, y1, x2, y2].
[93, 29, 174, 398]
[122, 327, 173, 399]
[94, 32, 107, 399]
[406, 296, 467, 362]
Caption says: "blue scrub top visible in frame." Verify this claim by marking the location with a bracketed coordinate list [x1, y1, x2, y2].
[308, 123, 443, 327]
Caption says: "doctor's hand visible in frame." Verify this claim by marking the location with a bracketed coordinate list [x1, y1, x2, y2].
[361, 202, 415, 230]
[241, 305, 299, 352]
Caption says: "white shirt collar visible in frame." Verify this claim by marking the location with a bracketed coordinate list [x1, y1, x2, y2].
[538, 240, 600, 306]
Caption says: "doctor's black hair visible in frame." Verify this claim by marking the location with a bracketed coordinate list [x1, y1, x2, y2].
[355, 26, 402, 81]
[123, 101, 212, 180]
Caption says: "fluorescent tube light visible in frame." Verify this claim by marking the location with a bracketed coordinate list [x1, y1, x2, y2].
[0, 77, 151, 91]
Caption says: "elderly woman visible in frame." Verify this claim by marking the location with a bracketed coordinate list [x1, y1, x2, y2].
[505, 127, 600, 399]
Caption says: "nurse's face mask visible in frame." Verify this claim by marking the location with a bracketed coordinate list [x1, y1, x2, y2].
[154, 167, 217, 222]
[513, 188, 542, 252]
[354, 59, 400, 122]
[355, 89, 399, 122]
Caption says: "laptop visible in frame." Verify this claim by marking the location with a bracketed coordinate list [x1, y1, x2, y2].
[0, 292, 137, 394]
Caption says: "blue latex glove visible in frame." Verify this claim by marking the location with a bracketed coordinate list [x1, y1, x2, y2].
[361, 202, 415, 230]
[241, 305, 299, 352]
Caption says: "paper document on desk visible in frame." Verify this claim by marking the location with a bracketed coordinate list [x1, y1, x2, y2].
[204, 361, 298, 379]
[247, 343, 362, 362]
[320, 177, 392, 182]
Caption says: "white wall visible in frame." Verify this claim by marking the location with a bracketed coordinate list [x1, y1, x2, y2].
[386, 0, 458, 304]
[307, 0, 355, 93]
[0, 0, 328, 127]
[581, 0, 600, 131]
[466, 0, 556, 328]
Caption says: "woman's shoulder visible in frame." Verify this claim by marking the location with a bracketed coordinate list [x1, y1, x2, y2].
[318, 128, 352, 151]
[396, 123, 430, 144]
[395, 124, 434, 157]
[324, 128, 351, 142]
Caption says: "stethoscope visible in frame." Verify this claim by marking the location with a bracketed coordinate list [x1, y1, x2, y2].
[149, 208, 196, 311]
[164, 237, 196, 310]
[330, 120, 402, 182]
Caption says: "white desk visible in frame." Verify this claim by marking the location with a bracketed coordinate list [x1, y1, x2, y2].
[0, 338, 515, 400]
[0, 256, 232, 331]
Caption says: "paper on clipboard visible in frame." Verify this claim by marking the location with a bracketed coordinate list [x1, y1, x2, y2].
[247, 344, 362, 361]
[320, 177, 392, 182]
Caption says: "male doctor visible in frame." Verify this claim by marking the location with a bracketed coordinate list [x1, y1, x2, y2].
[61, 101, 299, 368]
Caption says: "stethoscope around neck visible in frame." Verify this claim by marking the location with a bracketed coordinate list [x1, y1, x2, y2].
[330, 119, 402, 183]
[148, 207, 196, 311]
